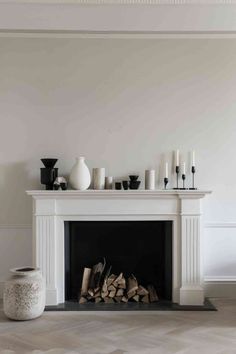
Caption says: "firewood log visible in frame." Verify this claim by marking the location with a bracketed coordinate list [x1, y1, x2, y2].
[107, 274, 117, 286]
[79, 296, 87, 304]
[147, 285, 159, 302]
[141, 294, 150, 304]
[109, 290, 116, 298]
[104, 297, 114, 303]
[95, 297, 102, 303]
[114, 296, 123, 303]
[108, 284, 116, 292]
[89, 258, 106, 290]
[127, 274, 138, 299]
[81, 267, 92, 295]
[94, 290, 101, 298]
[133, 294, 140, 302]
[121, 296, 128, 303]
[137, 285, 149, 296]
[116, 288, 124, 297]
[113, 273, 123, 287]
[101, 290, 109, 299]
[88, 288, 95, 297]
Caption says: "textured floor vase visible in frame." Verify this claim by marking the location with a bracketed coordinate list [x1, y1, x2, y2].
[3, 267, 45, 320]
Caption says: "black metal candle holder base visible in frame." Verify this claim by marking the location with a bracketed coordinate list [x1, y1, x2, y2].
[164, 177, 169, 190]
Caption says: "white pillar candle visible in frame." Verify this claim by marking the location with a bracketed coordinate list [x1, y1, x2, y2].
[176, 150, 180, 167]
[165, 162, 168, 178]
[192, 151, 195, 167]
[145, 170, 155, 190]
[182, 162, 186, 175]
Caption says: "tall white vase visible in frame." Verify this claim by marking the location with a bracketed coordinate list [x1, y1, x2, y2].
[69, 157, 91, 190]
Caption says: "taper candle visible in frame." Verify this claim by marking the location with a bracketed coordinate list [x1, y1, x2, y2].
[182, 162, 186, 175]
[165, 162, 168, 178]
[192, 151, 195, 167]
[176, 150, 179, 166]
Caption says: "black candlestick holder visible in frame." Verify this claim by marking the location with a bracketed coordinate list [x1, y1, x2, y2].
[164, 177, 169, 190]
[173, 166, 180, 190]
[181, 174, 186, 190]
[189, 166, 197, 190]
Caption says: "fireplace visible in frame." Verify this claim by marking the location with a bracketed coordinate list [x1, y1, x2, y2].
[64, 221, 172, 304]
[27, 189, 211, 306]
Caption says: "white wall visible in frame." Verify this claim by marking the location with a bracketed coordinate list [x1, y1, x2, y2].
[0, 37, 236, 295]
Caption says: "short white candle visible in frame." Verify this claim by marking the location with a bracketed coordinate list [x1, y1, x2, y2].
[182, 162, 186, 175]
[176, 150, 179, 167]
[165, 162, 168, 178]
[192, 151, 195, 167]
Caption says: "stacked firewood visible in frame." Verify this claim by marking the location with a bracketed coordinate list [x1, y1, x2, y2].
[79, 259, 159, 304]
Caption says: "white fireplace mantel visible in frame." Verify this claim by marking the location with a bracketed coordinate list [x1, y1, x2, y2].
[27, 189, 211, 306]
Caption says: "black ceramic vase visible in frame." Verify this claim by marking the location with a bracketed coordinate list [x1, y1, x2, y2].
[40, 159, 58, 190]
[129, 175, 141, 190]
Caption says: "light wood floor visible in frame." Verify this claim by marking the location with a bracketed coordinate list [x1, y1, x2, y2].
[0, 299, 236, 354]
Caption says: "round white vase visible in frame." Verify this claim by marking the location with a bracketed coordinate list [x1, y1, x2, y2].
[69, 157, 91, 190]
[3, 267, 46, 321]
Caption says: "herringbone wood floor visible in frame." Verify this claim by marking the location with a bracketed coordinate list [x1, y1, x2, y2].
[0, 299, 236, 354]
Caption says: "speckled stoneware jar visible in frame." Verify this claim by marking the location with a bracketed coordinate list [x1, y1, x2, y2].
[3, 267, 46, 321]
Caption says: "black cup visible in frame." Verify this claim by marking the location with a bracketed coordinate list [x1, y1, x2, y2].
[115, 182, 122, 190]
[122, 181, 129, 190]
[60, 183, 67, 190]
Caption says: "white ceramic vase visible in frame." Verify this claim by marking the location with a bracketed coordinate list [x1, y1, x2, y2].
[69, 157, 91, 190]
[3, 267, 45, 321]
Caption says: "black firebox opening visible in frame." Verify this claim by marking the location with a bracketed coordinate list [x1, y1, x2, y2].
[65, 221, 172, 302]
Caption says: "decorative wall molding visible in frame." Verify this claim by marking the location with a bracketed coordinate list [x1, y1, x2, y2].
[0, 224, 32, 229]
[0, 0, 236, 4]
[205, 222, 236, 228]
[1, 1, 236, 33]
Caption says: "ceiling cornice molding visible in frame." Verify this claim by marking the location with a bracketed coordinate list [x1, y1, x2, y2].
[0, 0, 236, 4]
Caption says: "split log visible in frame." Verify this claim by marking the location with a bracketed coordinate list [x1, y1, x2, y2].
[116, 288, 124, 297]
[94, 290, 101, 298]
[109, 290, 116, 298]
[108, 284, 116, 292]
[147, 285, 159, 303]
[113, 273, 123, 287]
[114, 296, 122, 303]
[79, 296, 87, 304]
[141, 295, 150, 304]
[88, 288, 95, 297]
[107, 274, 116, 286]
[104, 297, 115, 303]
[127, 274, 138, 299]
[101, 290, 109, 299]
[89, 258, 106, 290]
[133, 295, 140, 302]
[121, 296, 128, 303]
[81, 267, 92, 295]
[137, 285, 149, 296]
[95, 297, 102, 303]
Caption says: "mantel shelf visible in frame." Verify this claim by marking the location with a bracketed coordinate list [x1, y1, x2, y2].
[26, 189, 212, 199]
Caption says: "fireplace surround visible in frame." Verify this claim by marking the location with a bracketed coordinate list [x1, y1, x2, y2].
[27, 190, 211, 307]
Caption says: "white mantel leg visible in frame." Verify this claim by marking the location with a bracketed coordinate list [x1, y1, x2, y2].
[179, 198, 204, 306]
[34, 215, 58, 305]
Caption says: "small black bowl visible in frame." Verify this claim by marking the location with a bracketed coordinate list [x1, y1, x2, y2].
[129, 175, 139, 181]
[41, 158, 58, 168]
